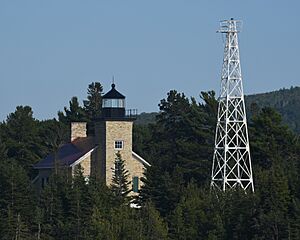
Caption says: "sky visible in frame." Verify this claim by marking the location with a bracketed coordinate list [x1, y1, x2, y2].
[0, 0, 299, 121]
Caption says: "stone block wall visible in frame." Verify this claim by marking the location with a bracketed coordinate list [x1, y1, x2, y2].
[94, 119, 147, 194]
[105, 121, 133, 186]
[71, 122, 87, 141]
[79, 155, 91, 177]
[128, 155, 146, 196]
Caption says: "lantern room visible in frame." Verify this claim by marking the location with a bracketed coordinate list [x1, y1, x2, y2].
[102, 83, 126, 118]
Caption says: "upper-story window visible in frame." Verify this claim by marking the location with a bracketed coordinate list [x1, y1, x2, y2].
[102, 99, 125, 108]
[114, 140, 124, 150]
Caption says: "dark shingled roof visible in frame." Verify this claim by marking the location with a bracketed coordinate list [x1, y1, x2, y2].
[102, 84, 125, 99]
[34, 137, 95, 169]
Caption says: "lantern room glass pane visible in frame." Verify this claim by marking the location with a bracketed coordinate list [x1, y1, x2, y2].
[102, 99, 125, 108]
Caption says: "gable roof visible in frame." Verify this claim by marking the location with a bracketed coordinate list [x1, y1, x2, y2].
[34, 137, 151, 170]
[34, 137, 95, 169]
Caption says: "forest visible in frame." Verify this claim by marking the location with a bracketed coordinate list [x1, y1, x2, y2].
[0, 82, 300, 240]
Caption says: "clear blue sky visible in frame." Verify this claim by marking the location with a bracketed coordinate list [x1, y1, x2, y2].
[0, 0, 299, 121]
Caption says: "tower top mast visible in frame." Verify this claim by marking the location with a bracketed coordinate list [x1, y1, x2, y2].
[217, 18, 242, 33]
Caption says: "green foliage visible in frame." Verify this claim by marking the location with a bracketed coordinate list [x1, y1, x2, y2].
[133, 124, 152, 157]
[0, 85, 300, 239]
[58, 96, 88, 125]
[1, 106, 43, 177]
[136, 89, 300, 239]
[83, 82, 103, 135]
[246, 86, 300, 133]
[135, 112, 158, 125]
[83, 82, 103, 121]
[0, 158, 35, 239]
[139, 201, 168, 240]
[139, 166, 184, 217]
[136, 87, 300, 133]
[168, 183, 224, 240]
[65, 166, 91, 239]
[39, 173, 70, 239]
[155, 90, 215, 184]
[138, 90, 217, 216]
[110, 152, 131, 204]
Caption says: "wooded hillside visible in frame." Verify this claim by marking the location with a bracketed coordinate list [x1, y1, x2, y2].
[136, 86, 300, 134]
[245, 86, 300, 133]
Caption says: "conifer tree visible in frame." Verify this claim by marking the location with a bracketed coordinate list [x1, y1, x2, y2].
[43, 120, 66, 174]
[1, 106, 42, 177]
[83, 82, 103, 120]
[110, 152, 131, 204]
[252, 166, 291, 240]
[83, 82, 103, 135]
[139, 202, 168, 240]
[0, 159, 35, 239]
[288, 198, 300, 239]
[39, 173, 70, 239]
[66, 165, 91, 239]
[58, 96, 87, 124]
[168, 183, 224, 240]
[33, 207, 44, 240]
[148, 90, 216, 186]
[86, 178, 116, 239]
[139, 166, 183, 217]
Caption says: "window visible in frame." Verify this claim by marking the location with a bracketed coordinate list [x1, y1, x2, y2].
[102, 99, 125, 108]
[132, 176, 139, 193]
[114, 140, 123, 150]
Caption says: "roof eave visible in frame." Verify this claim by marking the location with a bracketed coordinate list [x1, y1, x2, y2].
[132, 151, 151, 167]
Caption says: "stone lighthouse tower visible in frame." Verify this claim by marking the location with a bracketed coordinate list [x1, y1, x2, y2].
[95, 83, 139, 185]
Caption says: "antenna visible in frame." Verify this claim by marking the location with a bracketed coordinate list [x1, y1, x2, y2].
[210, 19, 254, 192]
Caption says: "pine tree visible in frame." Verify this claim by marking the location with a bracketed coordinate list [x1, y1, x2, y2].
[146, 90, 216, 186]
[58, 96, 87, 125]
[168, 183, 224, 240]
[139, 202, 168, 240]
[83, 82, 103, 135]
[253, 167, 291, 240]
[39, 173, 70, 239]
[1, 106, 42, 178]
[83, 82, 103, 121]
[0, 159, 35, 239]
[220, 189, 257, 240]
[87, 206, 117, 240]
[44, 120, 66, 175]
[33, 207, 44, 240]
[138, 166, 183, 217]
[66, 165, 91, 239]
[110, 152, 131, 204]
[86, 178, 116, 239]
[288, 198, 300, 239]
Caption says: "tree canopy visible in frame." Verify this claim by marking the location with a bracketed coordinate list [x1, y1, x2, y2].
[0, 83, 299, 239]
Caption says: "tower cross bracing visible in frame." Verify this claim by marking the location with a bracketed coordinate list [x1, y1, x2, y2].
[211, 19, 254, 192]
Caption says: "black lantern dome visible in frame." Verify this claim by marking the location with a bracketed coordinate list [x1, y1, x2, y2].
[102, 84, 126, 118]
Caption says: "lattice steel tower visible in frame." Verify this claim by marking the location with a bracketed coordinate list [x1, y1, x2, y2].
[211, 19, 254, 192]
